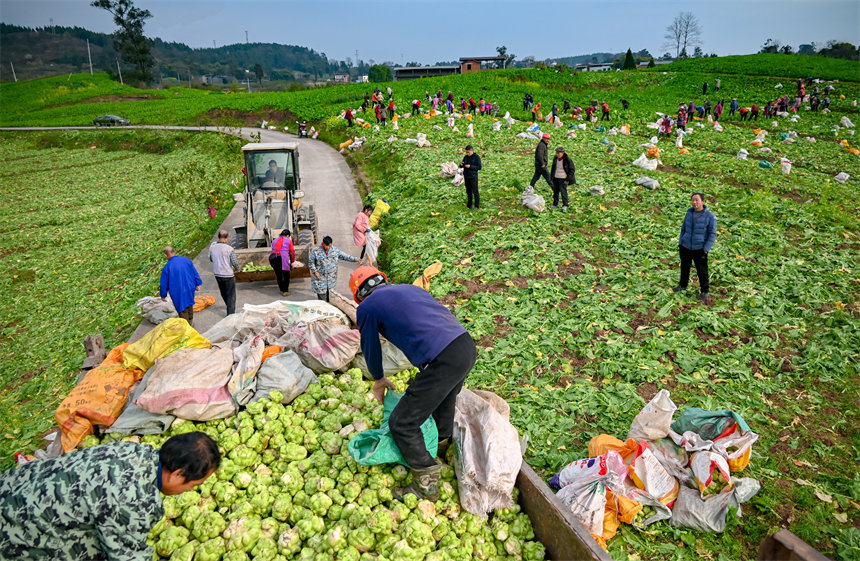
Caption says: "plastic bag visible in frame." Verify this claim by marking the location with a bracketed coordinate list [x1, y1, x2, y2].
[520, 187, 546, 212]
[736, 149, 749, 160]
[55, 343, 144, 451]
[589, 185, 605, 196]
[123, 318, 210, 372]
[713, 122, 723, 132]
[834, 172, 851, 183]
[451, 171, 464, 186]
[635, 176, 660, 190]
[669, 477, 761, 532]
[632, 153, 659, 171]
[291, 321, 361, 374]
[492, 121, 502, 131]
[646, 146, 660, 159]
[554, 450, 628, 490]
[351, 339, 414, 378]
[671, 407, 750, 441]
[588, 434, 637, 461]
[136, 346, 236, 421]
[758, 160, 773, 169]
[137, 296, 178, 324]
[452, 389, 522, 516]
[556, 480, 608, 538]
[628, 389, 677, 441]
[466, 123, 474, 138]
[841, 116, 855, 128]
[369, 198, 390, 228]
[229, 335, 265, 406]
[251, 350, 317, 404]
[348, 390, 438, 466]
[412, 260, 443, 291]
[690, 451, 733, 497]
[365, 230, 381, 264]
[628, 441, 680, 507]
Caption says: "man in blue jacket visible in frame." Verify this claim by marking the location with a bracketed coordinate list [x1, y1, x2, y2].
[350, 266, 477, 501]
[159, 246, 202, 324]
[672, 193, 717, 303]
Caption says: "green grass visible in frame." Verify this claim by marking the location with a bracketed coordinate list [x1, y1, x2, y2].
[2, 64, 860, 561]
[650, 53, 860, 82]
[0, 130, 243, 464]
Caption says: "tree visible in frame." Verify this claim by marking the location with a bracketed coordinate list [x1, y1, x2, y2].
[693, 46, 704, 58]
[679, 47, 689, 59]
[663, 12, 703, 59]
[254, 63, 263, 85]
[647, 58, 656, 68]
[760, 38, 781, 54]
[798, 43, 817, 55]
[91, 0, 154, 83]
[781, 45, 793, 54]
[818, 41, 859, 60]
[622, 49, 637, 70]
[496, 45, 516, 69]
[368, 64, 392, 82]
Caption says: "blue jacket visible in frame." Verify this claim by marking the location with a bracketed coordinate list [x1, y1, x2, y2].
[356, 284, 468, 380]
[679, 206, 717, 252]
[159, 256, 201, 313]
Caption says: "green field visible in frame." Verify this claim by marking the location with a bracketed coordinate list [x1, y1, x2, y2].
[1, 54, 859, 560]
[0, 130, 242, 466]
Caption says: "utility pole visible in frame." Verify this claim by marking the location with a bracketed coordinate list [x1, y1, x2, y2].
[87, 39, 93, 75]
[213, 40, 216, 49]
[116, 58, 123, 84]
[10, 62, 17, 82]
[245, 30, 248, 44]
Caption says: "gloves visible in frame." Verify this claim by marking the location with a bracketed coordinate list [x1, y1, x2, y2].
[365, 229, 371, 233]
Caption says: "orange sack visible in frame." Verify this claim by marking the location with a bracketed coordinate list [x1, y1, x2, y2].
[261, 345, 283, 363]
[55, 343, 144, 452]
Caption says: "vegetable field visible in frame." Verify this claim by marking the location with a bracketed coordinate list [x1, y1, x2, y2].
[0, 130, 242, 467]
[2, 54, 859, 560]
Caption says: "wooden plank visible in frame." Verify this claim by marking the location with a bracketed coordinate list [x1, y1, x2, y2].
[757, 529, 830, 561]
[81, 334, 106, 370]
[517, 462, 613, 561]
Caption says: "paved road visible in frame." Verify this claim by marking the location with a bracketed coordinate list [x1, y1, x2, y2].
[1, 126, 363, 340]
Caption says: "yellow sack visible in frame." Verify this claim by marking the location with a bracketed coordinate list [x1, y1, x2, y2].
[123, 318, 210, 372]
[56, 343, 144, 452]
[677, 147, 690, 154]
[193, 295, 215, 312]
[646, 146, 661, 159]
[413, 261, 443, 291]
[588, 434, 638, 461]
[368, 199, 390, 229]
[606, 489, 642, 524]
[339, 139, 354, 150]
[430, 109, 437, 117]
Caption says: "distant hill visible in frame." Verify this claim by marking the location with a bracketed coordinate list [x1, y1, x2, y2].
[551, 50, 656, 66]
[0, 23, 337, 83]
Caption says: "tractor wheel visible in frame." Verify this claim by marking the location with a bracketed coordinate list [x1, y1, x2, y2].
[307, 205, 318, 239]
[298, 230, 313, 246]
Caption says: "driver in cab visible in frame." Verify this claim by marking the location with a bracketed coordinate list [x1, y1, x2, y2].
[263, 159, 285, 187]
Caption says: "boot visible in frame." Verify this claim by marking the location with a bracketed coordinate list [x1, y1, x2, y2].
[393, 463, 441, 502]
[436, 438, 450, 462]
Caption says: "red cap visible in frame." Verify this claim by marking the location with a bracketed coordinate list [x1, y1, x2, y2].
[542, 133, 551, 140]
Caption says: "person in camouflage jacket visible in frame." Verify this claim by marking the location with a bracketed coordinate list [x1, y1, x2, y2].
[0, 432, 219, 561]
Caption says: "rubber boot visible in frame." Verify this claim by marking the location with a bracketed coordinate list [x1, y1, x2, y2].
[393, 463, 441, 502]
[436, 438, 451, 463]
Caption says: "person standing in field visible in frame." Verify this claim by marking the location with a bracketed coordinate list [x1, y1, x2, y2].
[309, 236, 359, 302]
[159, 246, 201, 325]
[529, 133, 553, 191]
[269, 230, 295, 297]
[563, 98, 571, 115]
[702, 81, 708, 95]
[412, 99, 421, 116]
[672, 192, 717, 303]
[713, 100, 723, 121]
[388, 98, 396, 120]
[209, 229, 239, 315]
[379, 103, 388, 127]
[460, 145, 482, 210]
[353, 204, 374, 262]
[600, 101, 610, 121]
[729, 98, 739, 117]
[549, 146, 575, 211]
[345, 107, 354, 127]
[715, 77, 721, 92]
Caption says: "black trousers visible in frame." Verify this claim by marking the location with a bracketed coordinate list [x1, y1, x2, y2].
[530, 165, 553, 189]
[316, 289, 330, 302]
[360, 245, 366, 259]
[551, 177, 569, 207]
[679, 245, 710, 293]
[601, 111, 609, 120]
[389, 333, 477, 469]
[464, 176, 479, 209]
[215, 276, 237, 315]
[268, 254, 291, 292]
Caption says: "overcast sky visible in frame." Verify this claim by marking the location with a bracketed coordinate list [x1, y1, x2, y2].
[2, 0, 859, 65]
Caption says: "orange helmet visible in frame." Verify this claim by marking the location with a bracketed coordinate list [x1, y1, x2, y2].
[349, 266, 388, 303]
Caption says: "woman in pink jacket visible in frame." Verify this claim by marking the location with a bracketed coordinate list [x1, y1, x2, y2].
[353, 205, 374, 261]
[269, 230, 295, 296]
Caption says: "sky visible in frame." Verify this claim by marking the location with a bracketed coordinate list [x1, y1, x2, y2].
[2, 0, 859, 65]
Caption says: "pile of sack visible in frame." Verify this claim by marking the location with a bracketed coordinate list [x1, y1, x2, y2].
[549, 390, 760, 550]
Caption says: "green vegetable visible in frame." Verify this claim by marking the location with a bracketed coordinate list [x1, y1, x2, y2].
[156, 526, 189, 558]
[194, 537, 225, 561]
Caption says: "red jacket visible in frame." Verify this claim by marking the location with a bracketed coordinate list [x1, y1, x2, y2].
[271, 236, 295, 271]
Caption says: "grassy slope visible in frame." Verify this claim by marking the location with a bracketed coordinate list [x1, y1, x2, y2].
[2, 58, 859, 560]
[650, 53, 860, 81]
[0, 130, 243, 466]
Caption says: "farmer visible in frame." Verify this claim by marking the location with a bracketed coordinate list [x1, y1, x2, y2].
[345, 107, 354, 127]
[0, 432, 220, 561]
[549, 146, 576, 211]
[672, 192, 717, 303]
[353, 204, 374, 261]
[209, 229, 240, 315]
[349, 265, 477, 501]
[388, 98, 396, 119]
[269, 229, 295, 297]
[704, 100, 712, 116]
[379, 103, 388, 127]
[729, 98, 739, 116]
[600, 101, 610, 121]
[460, 144, 483, 209]
[713, 100, 723, 121]
[529, 133, 553, 191]
[551, 103, 559, 120]
[750, 103, 760, 121]
[702, 81, 708, 95]
[621, 99, 630, 111]
[159, 246, 201, 325]
[739, 106, 750, 121]
[563, 98, 571, 114]
[309, 235, 359, 302]
[715, 77, 721, 91]
[412, 99, 421, 116]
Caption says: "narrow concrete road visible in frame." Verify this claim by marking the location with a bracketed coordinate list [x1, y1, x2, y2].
[1, 125, 363, 339]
